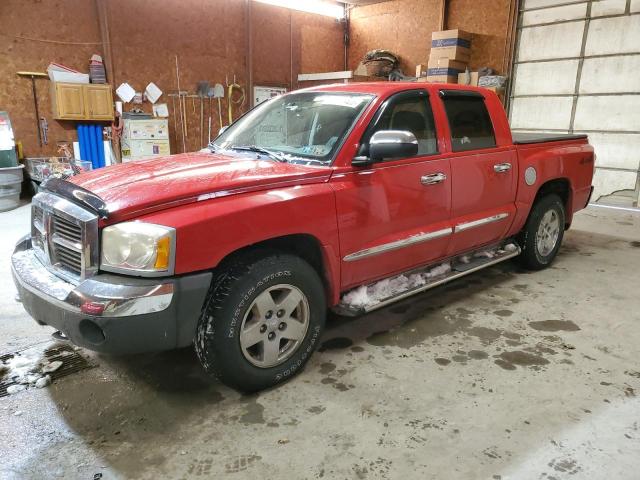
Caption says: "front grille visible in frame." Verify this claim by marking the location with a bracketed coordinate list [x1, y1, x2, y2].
[31, 192, 99, 283]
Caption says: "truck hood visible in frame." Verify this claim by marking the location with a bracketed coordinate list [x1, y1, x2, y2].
[70, 151, 332, 221]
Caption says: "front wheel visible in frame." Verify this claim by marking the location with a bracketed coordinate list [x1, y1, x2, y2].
[518, 194, 566, 270]
[195, 252, 326, 392]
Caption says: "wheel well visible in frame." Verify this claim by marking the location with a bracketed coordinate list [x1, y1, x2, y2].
[217, 234, 328, 293]
[533, 178, 572, 227]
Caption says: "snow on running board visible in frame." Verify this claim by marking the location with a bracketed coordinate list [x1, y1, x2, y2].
[339, 242, 520, 310]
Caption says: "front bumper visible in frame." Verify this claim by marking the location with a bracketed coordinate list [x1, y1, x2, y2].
[11, 235, 212, 354]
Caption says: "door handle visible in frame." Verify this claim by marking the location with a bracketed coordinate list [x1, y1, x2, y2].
[494, 163, 512, 173]
[420, 173, 447, 185]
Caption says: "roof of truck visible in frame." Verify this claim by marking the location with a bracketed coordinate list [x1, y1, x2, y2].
[299, 81, 492, 97]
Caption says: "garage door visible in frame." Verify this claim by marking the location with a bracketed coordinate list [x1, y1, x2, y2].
[508, 0, 640, 207]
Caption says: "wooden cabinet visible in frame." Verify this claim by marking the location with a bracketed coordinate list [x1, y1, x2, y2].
[83, 85, 113, 120]
[52, 83, 85, 119]
[51, 83, 114, 121]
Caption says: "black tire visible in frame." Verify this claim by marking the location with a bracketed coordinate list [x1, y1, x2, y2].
[517, 194, 566, 270]
[195, 251, 326, 392]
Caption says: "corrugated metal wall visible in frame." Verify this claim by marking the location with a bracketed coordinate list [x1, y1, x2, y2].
[508, 0, 640, 206]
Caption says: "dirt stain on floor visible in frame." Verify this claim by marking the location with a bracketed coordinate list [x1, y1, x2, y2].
[319, 362, 336, 375]
[494, 350, 550, 370]
[529, 320, 580, 332]
[239, 398, 265, 425]
[319, 337, 354, 351]
[366, 312, 472, 349]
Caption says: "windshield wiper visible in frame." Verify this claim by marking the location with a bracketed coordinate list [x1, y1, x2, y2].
[230, 145, 287, 162]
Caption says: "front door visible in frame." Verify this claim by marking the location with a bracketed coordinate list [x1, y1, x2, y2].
[438, 90, 517, 255]
[332, 90, 453, 290]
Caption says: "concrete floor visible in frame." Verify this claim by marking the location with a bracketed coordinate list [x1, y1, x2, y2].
[1, 202, 639, 480]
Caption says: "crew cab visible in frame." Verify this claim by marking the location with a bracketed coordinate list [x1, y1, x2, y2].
[12, 82, 594, 392]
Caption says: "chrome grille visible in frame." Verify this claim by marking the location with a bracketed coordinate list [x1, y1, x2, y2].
[31, 192, 99, 284]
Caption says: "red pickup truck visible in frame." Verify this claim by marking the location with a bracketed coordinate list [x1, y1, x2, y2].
[12, 82, 594, 391]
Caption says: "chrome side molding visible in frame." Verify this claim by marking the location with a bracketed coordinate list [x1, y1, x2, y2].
[455, 213, 509, 232]
[343, 227, 452, 262]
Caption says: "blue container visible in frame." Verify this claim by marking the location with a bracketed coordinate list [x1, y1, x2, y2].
[77, 125, 87, 162]
[95, 125, 105, 168]
[88, 125, 99, 169]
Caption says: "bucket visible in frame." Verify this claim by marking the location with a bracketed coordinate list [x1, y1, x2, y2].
[0, 164, 23, 212]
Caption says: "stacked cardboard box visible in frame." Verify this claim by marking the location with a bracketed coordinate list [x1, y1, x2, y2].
[418, 29, 472, 83]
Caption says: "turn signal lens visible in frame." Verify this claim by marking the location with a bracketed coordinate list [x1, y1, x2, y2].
[154, 236, 171, 270]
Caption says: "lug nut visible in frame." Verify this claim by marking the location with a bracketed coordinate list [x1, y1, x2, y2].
[265, 310, 273, 319]
[260, 324, 267, 333]
[278, 322, 286, 331]
[268, 332, 276, 340]
[276, 309, 285, 318]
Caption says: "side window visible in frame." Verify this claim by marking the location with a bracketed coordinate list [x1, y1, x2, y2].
[360, 91, 438, 158]
[441, 94, 496, 152]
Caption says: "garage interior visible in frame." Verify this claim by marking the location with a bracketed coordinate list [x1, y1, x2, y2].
[1, 0, 639, 479]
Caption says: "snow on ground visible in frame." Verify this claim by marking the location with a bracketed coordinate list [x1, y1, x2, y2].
[1, 345, 62, 395]
[341, 243, 519, 309]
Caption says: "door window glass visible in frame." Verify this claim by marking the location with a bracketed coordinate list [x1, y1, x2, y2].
[361, 91, 438, 158]
[442, 95, 496, 152]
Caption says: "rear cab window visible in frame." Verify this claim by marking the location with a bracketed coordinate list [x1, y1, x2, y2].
[440, 91, 496, 152]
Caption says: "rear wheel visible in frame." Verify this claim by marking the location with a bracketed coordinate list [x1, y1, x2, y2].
[195, 252, 326, 392]
[518, 194, 565, 270]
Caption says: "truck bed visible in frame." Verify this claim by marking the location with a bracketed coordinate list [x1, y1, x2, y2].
[512, 132, 588, 145]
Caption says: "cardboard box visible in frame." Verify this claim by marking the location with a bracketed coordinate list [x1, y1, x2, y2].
[457, 71, 479, 86]
[425, 58, 467, 83]
[430, 29, 472, 62]
[418, 75, 458, 83]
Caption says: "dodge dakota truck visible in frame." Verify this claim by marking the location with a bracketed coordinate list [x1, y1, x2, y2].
[12, 82, 594, 392]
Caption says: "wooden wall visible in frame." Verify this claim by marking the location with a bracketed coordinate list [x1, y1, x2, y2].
[1, 0, 514, 159]
[348, 0, 514, 76]
[0, 0, 104, 158]
[0, 0, 344, 157]
[348, 0, 444, 74]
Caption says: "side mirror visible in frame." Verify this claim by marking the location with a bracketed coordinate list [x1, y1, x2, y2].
[368, 130, 418, 162]
[218, 125, 229, 135]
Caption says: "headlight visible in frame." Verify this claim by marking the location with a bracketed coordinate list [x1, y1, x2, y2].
[100, 222, 176, 276]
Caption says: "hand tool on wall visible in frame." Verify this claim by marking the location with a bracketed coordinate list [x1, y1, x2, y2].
[226, 75, 246, 125]
[16, 71, 48, 147]
[213, 83, 224, 130]
[39, 117, 48, 145]
[171, 95, 179, 153]
[197, 82, 209, 148]
[174, 56, 187, 152]
[207, 87, 215, 143]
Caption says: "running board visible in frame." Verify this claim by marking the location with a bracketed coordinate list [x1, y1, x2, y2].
[333, 242, 521, 316]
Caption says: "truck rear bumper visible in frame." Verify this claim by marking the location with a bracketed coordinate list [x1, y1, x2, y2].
[11, 235, 212, 354]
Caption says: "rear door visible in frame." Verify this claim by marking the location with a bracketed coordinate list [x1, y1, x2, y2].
[438, 90, 517, 255]
[333, 89, 453, 289]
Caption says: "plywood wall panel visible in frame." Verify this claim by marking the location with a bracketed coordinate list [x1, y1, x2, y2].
[0, 0, 345, 157]
[348, 0, 514, 78]
[0, 0, 103, 157]
[107, 0, 248, 153]
[348, 0, 442, 74]
[446, 0, 514, 73]
[293, 10, 345, 85]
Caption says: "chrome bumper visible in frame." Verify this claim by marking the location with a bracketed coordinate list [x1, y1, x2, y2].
[11, 235, 173, 318]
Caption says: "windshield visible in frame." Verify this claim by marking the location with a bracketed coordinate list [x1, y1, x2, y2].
[211, 91, 374, 165]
